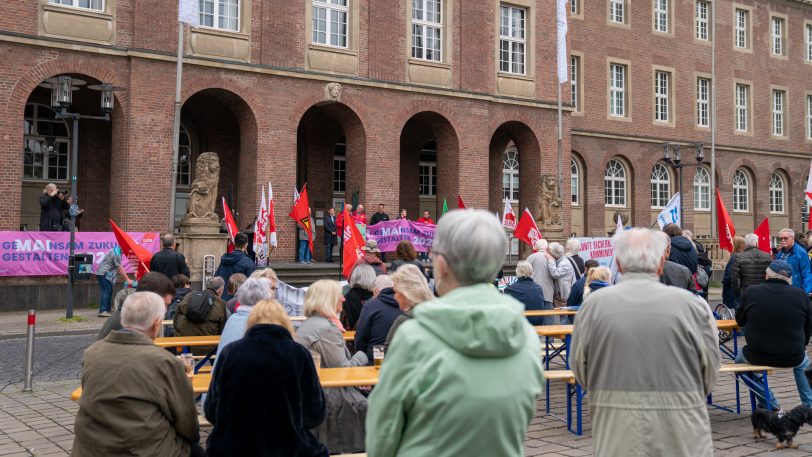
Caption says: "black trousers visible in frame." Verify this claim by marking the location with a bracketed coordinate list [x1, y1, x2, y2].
[325, 238, 335, 262]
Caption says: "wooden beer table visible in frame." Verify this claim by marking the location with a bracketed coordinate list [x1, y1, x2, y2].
[525, 309, 577, 318]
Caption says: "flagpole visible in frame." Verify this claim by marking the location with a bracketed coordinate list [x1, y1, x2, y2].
[710, 0, 717, 240]
[168, 20, 184, 233]
[557, 82, 563, 200]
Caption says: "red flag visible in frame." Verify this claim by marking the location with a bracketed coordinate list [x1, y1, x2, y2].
[341, 205, 366, 278]
[457, 196, 466, 209]
[222, 197, 238, 243]
[289, 184, 314, 254]
[753, 217, 771, 254]
[513, 208, 542, 248]
[109, 219, 152, 279]
[716, 189, 736, 253]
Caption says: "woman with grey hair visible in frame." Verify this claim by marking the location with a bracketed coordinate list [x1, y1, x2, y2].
[565, 238, 586, 276]
[366, 209, 543, 457]
[545, 242, 578, 310]
[385, 264, 434, 345]
[216, 277, 274, 354]
[342, 264, 375, 330]
[504, 260, 546, 326]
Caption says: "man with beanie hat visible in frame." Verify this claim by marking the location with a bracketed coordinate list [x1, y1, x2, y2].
[736, 260, 812, 410]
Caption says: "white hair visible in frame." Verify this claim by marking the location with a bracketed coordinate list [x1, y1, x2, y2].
[681, 230, 694, 241]
[372, 274, 394, 291]
[44, 183, 57, 193]
[515, 260, 533, 278]
[433, 209, 507, 285]
[236, 278, 273, 308]
[744, 233, 759, 248]
[349, 264, 376, 291]
[565, 238, 581, 254]
[206, 276, 225, 291]
[533, 239, 549, 252]
[766, 267, 791, 284]
[614, 228, 669, 274]
[549, 242, 566, 259]
[780, 228, 795, 237]
[121, 292, 165, 331]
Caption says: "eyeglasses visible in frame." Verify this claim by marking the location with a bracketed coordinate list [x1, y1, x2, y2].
[779, 236, 792, 240]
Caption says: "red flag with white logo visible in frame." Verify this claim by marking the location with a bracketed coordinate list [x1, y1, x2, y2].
[109, 219, 152, 279]
[502, 200, 517, 230]
[342, 205, 366, 278]
[513, 208, 541, 248]
[753, 217, 771, 255]
[716, 189, 736, 253]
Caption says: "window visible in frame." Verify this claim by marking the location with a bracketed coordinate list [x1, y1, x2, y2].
[49, 0, 103, 10]
[696, 77, 710, 127]
[200, 0, 240, 31]
[771, 17, 785, 56]
[419, 142, 437, 197]
[696, 1, 709, 40]
[650, 163, 671, 208]
[570, 56, 580, 111]
[571, 158, 580, 205]
[769, 173, 785, 214]
[773, 90, 785, 137]
[605, 159, 627, 207]
[23, 104, 70, 181]
[503, 149, 519, 202]
[693, 167, 710, 210]
[609, 63, 626, 117]
[654, 0, 669, 33]
[412, 0, 442, 62]
[733, 169, 749, 212]
[654, 70, 670, 122]
[808, 95, 812, 140]
[609, 0, 625, 24]
[735, 9, 749, 49]
[333, 138, 346, 193]
[807, 24, 812, 62]
[312, 0, 348, 47]
[176, 125, 192, 187]
[499, 5, 526, 75]
[571, 0, 579, 15]
[735, 84, 749, 132]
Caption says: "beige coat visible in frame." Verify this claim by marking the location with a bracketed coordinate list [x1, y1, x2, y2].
[572, 273, 720, 457]
[73, 330, 199, 457]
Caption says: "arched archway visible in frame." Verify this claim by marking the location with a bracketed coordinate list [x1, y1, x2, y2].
[570, 152, 586, 236]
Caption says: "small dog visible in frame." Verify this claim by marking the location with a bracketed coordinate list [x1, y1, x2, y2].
[751, 405, 812, 449]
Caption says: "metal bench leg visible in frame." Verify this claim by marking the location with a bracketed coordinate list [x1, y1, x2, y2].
[565, 334, 571, 369]
[735, 375, 741, 414]
[566, 383, 573, 433]
[761, 371, 772, 411]
[545, 337, 551, 415]
[706, 393, 712, 406]
[576, 383, 583, 436]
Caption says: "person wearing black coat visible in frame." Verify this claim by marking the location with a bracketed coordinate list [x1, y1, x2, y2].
[354, 283, 403, 364]
[663, 224, 698, 274]
[369, 204, 390, 226]
[39, 184, 63, 231]
[736, 260, 812, 408]
[730, 236, 773, 303]
[150, 235, 191, 279]
[214, 233, 256, 301]
[504, 275, 545, 326]
[204, 321, 328, 457]
[323, 208, 337, 263]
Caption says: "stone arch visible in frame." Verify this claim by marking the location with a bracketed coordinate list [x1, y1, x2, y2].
[487, 121, 540, 218]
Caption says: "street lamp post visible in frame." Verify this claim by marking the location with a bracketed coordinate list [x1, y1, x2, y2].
[662, 142, 704, 225]
[44, 76, 124, 319]
[801, 203, 809, 235]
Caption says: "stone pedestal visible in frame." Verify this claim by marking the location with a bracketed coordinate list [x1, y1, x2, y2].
[175, 225, 228, 284]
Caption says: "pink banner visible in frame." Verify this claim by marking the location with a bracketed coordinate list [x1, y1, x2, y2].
[0, 231, 160, 277]
[366, 220, 435, 253]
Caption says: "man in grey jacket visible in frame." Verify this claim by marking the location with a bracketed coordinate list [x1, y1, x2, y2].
[572, 228, 720, 457]
[526, 239, 554, 324]
[660, 238, 695, 292]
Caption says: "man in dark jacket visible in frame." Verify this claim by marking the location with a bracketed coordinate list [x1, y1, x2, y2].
[215, 232, 256, 301]
[659, 239, 695, 292]
[663, 224, 698, 274]
[369, 203, 390, 226]
[736, 260, 812, 409]
[504, 260, 546, 326]
[98, 272, 176, 340]
[354, 275, 403, 364]
[39, 183, 63, 231]
[730, 233, 772, 302]
[150, 234, 190, 279]
[174, 277, 227, 354]
[323, 208, 337, 263]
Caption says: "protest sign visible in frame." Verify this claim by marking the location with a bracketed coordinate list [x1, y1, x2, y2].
[365, 220, 435, 253]
[573, 237, 615, 267]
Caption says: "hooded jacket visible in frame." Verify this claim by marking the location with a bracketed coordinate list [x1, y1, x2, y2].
[353, 287, 403, 363]
[669, 236, 698, 274]
[214, 250, 256, 300]
[365, 284, 543, 457]
[503, 276, 546, 325]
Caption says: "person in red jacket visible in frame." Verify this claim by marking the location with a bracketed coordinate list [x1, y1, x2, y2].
[353, 204, 367, 225]
[417, 211, 434, 225]
[336, 203, 352, 232]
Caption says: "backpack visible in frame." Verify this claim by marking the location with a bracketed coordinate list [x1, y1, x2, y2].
[694, 266, 710, 289]
[185, 291, 215, 324]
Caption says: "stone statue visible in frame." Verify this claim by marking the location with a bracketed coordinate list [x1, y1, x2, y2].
[182, 152, 220, 224]
[538, 175, 562, 226]
[325, 82, 342, 102]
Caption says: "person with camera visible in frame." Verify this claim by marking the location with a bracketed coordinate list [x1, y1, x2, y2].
[39, 183, 63, 231]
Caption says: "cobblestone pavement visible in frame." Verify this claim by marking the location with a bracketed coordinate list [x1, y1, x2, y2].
[0, 308, 104, 340]
[0, 335, 94, 393]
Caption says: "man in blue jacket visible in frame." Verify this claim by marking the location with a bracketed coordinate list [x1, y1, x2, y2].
[775, 228, 812, 295]
[215, 232, 256, 301]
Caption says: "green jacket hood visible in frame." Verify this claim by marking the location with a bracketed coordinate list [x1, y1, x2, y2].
[414, 284, 529, 358]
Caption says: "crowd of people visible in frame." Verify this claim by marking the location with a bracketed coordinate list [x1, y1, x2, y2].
[74, 209, 812, 456]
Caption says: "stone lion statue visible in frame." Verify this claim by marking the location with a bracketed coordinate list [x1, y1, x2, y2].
[183, 152, 220, 223]
[538, 175, 562, 226]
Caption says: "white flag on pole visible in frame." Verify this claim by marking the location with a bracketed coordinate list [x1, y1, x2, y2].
[805, 160, 812, 203]
[656, 193, 681, 229]
[556, 0, 569, 83]
[502, 200, 517, 230]
[178, 0, 200, 26]
[254, 186, 269, 267]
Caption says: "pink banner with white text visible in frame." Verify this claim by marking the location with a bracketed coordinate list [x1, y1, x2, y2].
[0, 231, 160, 276]
[366, 220, 435, 253]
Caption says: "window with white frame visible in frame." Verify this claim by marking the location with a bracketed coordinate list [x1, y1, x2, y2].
[200, 0, 240, 31]
[654, 70, 670, 122]
[503, 149, 519, 202]
[570, 56, 580, 111]
[808, 95, 812, 140]
[176, 125, 192, 187]
[696, 77, 710, 127]
[650, 163, 671, 208]
[773, 90, 786, 136]
[49, 0, 103, 11]
[23, 104, 70, 181]
[609, 0, 625, 24]
[609, 63, 626, 117]
[419, 142, 437, 197]
[769, 173, 785, 214]
[571, 0, 579, 15]
[499, 5, 526, 75]
[412, 0, 442, 62]
[735, 9, 749, 49]
[733, 169, 749, 212]
[571, 158, 580, 205]
[313, 0, 348, 48]
[735, 84, 749, 132]
[693, 167, 710, 210]
[654, 0, 669, 33]
[605, 159, 627, 207]
[333, 138, 346, 194]
[696, 1, 709, 40]
[771, 17, 785, 56]
[807, 24, 812, 62]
